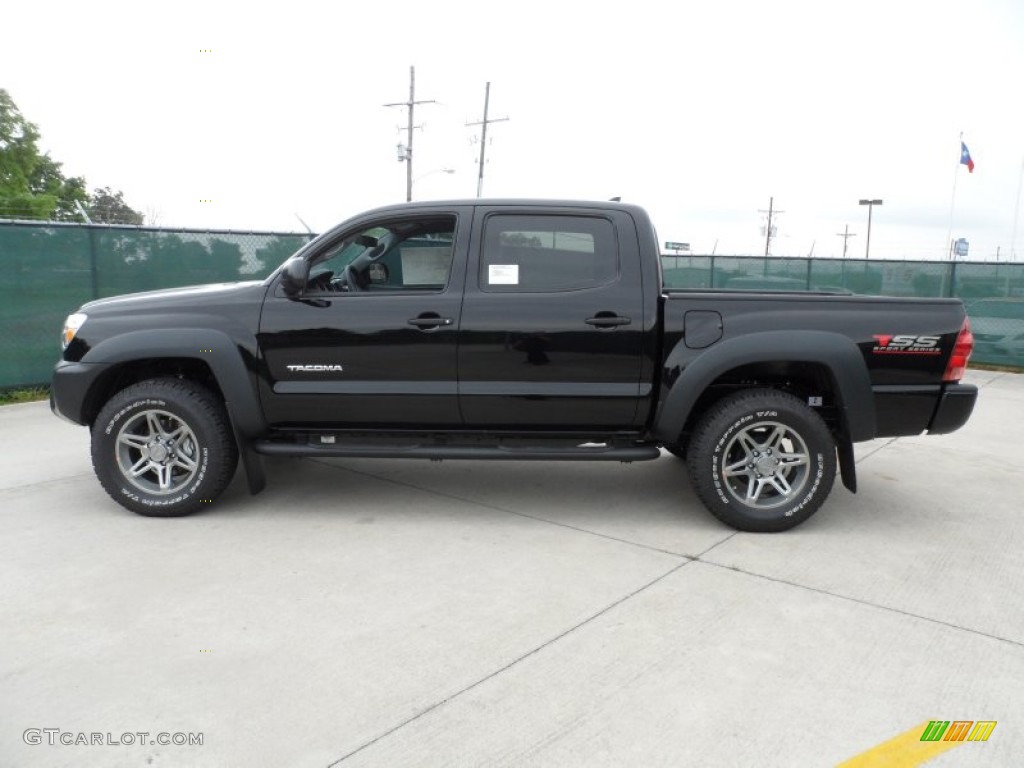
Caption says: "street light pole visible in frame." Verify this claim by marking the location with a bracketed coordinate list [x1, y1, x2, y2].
[858, 199, 883, 258]
[412, 168, 455, 198]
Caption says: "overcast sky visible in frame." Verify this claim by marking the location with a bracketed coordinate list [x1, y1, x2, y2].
[3, 0, 1023, 260]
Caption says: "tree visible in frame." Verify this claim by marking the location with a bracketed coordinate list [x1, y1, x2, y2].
[0, 89, 138, 222]
[88, 187, 144, 225]
[0, 89, 56, 219]
[30, 154, 88, 221]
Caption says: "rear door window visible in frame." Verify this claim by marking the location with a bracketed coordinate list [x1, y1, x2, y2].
[480, 215, 618, 292]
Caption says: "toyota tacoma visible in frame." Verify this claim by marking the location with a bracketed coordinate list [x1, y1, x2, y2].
[51, 200, 977, 531]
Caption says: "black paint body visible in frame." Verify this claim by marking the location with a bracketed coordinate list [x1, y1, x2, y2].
[52, 200, 977, 475]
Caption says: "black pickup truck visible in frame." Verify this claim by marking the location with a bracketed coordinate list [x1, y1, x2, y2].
[51, 199, 977, 531]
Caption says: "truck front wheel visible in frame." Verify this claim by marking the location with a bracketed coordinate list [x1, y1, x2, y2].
[91, 378, 239, 517]
[686, 389, 836, 532]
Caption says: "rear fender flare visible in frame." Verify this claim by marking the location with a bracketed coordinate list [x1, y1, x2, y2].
[653, 330, 875, 444]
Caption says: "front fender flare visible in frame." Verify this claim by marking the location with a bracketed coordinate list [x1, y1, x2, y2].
[82, 328, 265, 438]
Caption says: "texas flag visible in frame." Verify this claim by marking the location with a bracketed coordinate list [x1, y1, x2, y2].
[960, 141, 975, 173]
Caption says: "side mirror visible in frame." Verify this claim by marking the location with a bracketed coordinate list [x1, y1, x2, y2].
[280, 258, 308, 298]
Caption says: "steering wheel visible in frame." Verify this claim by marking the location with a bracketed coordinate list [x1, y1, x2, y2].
[308, 270, 334, 292]
[344, 265, 367, 292]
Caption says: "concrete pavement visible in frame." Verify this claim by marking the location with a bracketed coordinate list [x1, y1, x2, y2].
[1, 370, 1021, 766]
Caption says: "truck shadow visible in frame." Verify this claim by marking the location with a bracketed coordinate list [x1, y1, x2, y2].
[220, 451, 714, 530]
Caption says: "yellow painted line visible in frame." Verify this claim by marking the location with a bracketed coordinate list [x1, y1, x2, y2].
[836, 721, 962, 767]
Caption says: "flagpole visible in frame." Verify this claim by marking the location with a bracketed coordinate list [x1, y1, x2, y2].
[1011, 155, 1023, 261]
[945, 131, 962, 260]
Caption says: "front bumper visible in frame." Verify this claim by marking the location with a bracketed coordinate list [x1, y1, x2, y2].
[50, 360, 109, 426]
[927, 383, 978, 435]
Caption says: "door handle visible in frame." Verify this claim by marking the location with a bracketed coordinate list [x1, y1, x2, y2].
[585, 313, 631, 328]
[407, 314, 453, 330]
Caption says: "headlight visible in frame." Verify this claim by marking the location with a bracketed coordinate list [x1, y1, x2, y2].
[62, 313, 88, 349]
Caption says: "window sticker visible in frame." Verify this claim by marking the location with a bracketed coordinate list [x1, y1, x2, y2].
[488, 264, 519, 285]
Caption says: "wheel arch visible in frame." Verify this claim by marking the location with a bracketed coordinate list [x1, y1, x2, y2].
[80, 329, 265, 438]
[653, 330, 875, 447]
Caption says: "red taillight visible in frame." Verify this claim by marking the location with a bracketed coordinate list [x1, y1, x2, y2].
[943, 317, 973, 382]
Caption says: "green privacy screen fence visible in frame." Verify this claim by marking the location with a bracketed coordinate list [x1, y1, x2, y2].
[0, 222, 313, 389]
[1, 220, 1022, 389]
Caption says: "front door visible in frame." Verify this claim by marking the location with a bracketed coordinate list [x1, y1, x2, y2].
[259, 210, 468, 429]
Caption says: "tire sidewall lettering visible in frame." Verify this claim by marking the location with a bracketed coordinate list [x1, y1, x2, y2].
[104, 398, 168, 436]
[695, 397, 834, 529]
[103, 398, 208, 507]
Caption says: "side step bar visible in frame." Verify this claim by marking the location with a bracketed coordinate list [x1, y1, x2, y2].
[252, 441, 662, 462]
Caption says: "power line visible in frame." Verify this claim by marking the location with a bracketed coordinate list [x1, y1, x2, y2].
[466, 82, 509, 198]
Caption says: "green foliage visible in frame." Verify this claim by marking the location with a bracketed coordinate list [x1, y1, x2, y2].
[0, 89, 55, 219]
[0, 89, 139, 223]
[88, 186, 143, 225]
[0, 386, 49, 405]
[30, 154, 88, 221]
[0, 191, 57, 220]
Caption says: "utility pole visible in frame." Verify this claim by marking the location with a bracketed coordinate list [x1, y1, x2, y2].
[836, 224, 856, 258]
[758, 197, 783, 256]
[384, 66, 436, 202]
[466, 82, 509, 197]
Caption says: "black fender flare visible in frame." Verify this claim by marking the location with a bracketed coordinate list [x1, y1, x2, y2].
[82, 328, 265, 438]
[653, 330, 875, 445]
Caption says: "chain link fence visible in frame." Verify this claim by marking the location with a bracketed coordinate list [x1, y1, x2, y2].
[1, 223, 1021, 390]
[0, 222, 313, 389]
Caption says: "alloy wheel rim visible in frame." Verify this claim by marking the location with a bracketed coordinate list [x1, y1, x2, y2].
[115, 409, 200, 495]
[720, 420, 811, 509]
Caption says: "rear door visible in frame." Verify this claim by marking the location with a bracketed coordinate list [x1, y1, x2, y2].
[457, 206, 647, 430]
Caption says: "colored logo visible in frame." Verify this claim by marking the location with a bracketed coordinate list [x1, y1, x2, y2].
[871, 334, 942, 355]
[920, 720, 996, 742]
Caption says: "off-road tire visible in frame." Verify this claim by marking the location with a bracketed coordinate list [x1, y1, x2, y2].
[686, 389, 836, 532]
[91, 378, 238, 517]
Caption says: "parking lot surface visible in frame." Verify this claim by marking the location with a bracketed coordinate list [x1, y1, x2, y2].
[2, 370, 1021, 767]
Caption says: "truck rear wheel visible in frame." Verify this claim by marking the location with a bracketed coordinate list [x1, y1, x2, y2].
[91, 378, 239, 517]
[686, 389, 836, 532]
